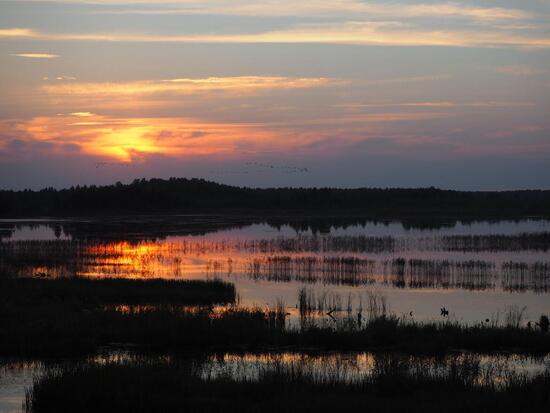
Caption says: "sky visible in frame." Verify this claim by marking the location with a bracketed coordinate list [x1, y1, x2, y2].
[0, 0, 549, 190]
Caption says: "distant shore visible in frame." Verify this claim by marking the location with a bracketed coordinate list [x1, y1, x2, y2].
[1, 177, 550, 218]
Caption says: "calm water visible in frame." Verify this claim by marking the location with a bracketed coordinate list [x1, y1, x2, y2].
[1, 217, 549, 324]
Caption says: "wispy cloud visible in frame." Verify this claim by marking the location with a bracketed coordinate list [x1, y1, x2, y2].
[16, 1, 533, 21]
[336, 101, 535, 109]
[41, 76, 344, 97]
[69, 112, 96, 117]
[11, 53, 60, 59]
[0, 28, 34, 37]
[495, 65, 546, 76]
[1, 23, 548, 48]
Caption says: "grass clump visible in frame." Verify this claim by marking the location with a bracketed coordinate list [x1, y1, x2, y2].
[0, 277, 235, 356]
[0, 277, 235, 306]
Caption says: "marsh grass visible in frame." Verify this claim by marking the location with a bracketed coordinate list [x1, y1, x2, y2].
[2, 278, 549, 357]
[0, 277, 235, 306]
[0, 277, 235, 356]
[24, 356, 550, 413]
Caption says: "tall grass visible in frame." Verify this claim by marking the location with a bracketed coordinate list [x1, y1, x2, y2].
[24, 356, 550, 413]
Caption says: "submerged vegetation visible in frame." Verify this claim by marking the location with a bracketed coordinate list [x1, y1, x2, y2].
[25, 356, 550, 413]
[2, 236, 550, 291]
[239, 233, 550, 253]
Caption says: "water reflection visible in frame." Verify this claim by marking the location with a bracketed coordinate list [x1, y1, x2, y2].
[2, 217, 549, 242]
[1, 218, 550, 323]
[203, 352, 550, 386]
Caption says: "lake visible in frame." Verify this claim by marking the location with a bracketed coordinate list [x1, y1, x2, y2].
[1, 215, 549, 412]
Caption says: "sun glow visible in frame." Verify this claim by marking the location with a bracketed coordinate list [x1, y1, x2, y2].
[7, 114, 287, 162]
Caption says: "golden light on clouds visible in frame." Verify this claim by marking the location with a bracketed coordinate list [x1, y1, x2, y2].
[11, 53, 60, 59]
[69, 112, 96, 117]
[41, 76, 343, 97]
[0, 28, 34, 37]
[8, 115, 284, 162]
[1, 109, 456, 163]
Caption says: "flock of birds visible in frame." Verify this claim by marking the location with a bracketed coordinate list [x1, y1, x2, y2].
[244, 162, 310, 174]
[94, 162, 133, 169]
[211, 162, 310, 175]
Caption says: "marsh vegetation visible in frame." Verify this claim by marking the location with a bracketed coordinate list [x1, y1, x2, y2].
[24, 355, 550, 413]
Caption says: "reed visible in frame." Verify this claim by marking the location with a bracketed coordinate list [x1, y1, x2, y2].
[3, 238, 549, 292]
[24, 356, 550, 413]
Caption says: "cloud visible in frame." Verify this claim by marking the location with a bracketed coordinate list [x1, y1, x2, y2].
[336, 101, 535, 109]
[0, 28, 34, 37]
[358, 74, 453, 86]
[0, 109, 453, 164]
[1, 115, 287, 162]
[1, 23, 548, 48]
[41, 76, 344, 97]
[69, 112, 96, 117]
[11, 53, 59, 59]
[495, 65, 545, 76]
[13, 1, 533, 21]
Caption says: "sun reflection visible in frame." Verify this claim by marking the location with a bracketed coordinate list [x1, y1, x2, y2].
[77, 240, 240, 279]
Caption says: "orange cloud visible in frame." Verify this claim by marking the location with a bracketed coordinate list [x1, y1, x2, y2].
[0, 28, 34, 37]
[69, 112, 96, 117]
[1, 109, 452, 163]
[6, 115, 286, 162]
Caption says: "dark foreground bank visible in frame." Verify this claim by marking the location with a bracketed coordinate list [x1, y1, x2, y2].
[25, 358, 550, 413]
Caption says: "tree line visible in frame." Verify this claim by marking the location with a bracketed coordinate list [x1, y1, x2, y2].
[1, 177, 549, 217]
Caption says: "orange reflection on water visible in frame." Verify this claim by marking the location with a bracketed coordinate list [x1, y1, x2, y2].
[79, 240, 239, 279]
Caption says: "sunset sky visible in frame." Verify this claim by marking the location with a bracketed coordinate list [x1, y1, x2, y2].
[1, 0, 549, 190]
